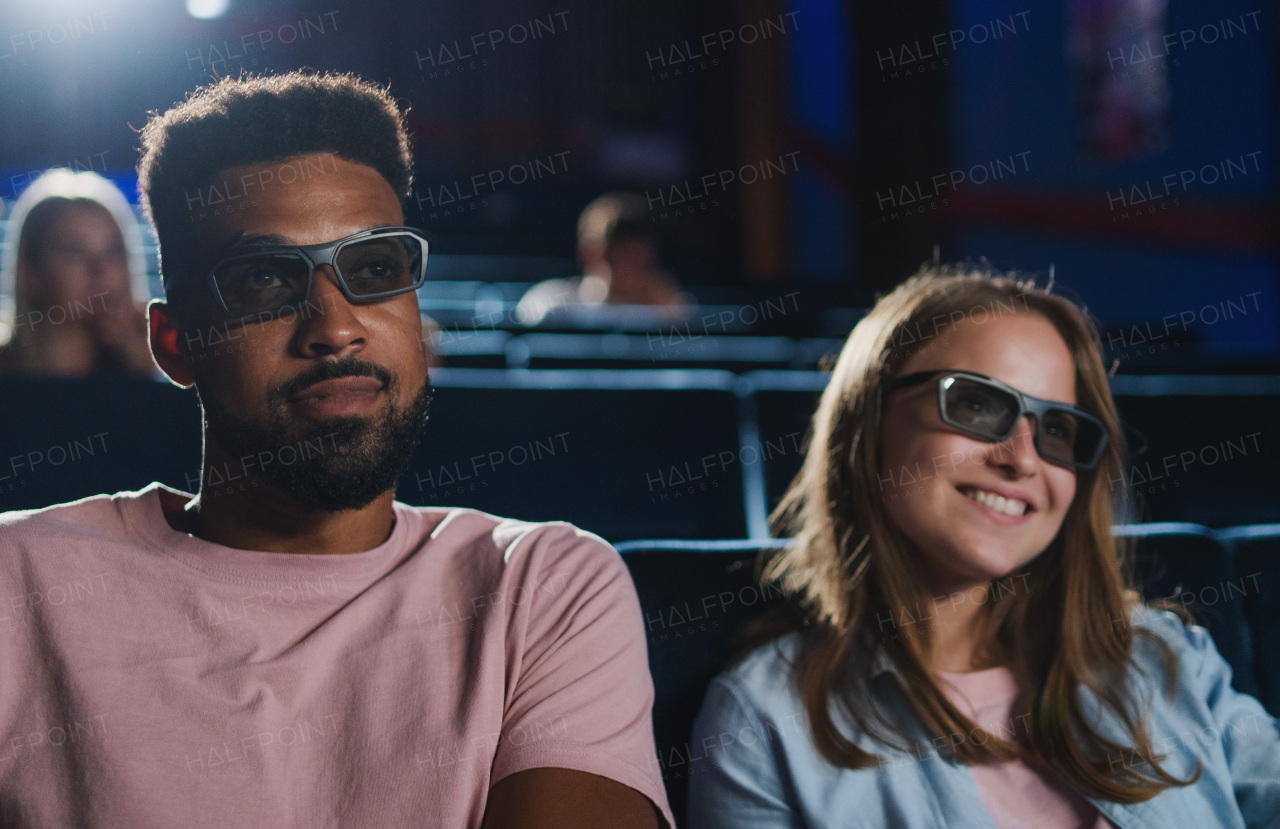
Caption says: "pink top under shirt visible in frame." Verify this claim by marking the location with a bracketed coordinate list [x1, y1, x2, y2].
[0, 483, 674, 829]
[937, 666, 1113, 829]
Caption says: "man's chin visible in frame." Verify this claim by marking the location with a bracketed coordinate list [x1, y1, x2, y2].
[255, 470, 391, 513]
[280, 413, 378, 449]
[202, 381, 432, 513]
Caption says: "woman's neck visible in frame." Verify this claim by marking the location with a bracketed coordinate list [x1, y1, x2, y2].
[17, 325, 99, 375]
[923, 583, 1005, 673]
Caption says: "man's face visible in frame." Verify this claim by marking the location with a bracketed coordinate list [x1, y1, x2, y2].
[178, 154, 430, 511]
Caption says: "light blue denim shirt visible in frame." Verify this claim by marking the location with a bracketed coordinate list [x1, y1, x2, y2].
[688, 609, 1280, 828]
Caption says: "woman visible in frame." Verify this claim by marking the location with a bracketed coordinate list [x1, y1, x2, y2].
[0, 168, 153, 375]
[689, 266, 1279, 828]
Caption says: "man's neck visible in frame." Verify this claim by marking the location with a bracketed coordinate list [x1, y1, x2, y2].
[165, 477, 397, 556]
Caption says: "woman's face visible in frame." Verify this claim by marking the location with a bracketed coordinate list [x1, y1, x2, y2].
[26, 203, 130, 310]
[875, 312, 1080, 598]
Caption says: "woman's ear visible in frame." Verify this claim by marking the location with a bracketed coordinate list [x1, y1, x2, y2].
[147, 299, 194, 388]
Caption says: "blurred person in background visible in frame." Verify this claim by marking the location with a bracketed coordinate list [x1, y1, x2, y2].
[516, 191, 689, 326]
[0, 168, 153, 376]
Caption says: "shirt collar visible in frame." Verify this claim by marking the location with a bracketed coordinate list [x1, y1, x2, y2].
[862, 639, 913, 689]
[869, 643, 897, 678]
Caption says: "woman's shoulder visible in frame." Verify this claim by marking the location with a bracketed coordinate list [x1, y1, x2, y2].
[717, 631, 804, 685]
[1122, 604, 1264, 713]
[705, 632, 808, 720]
[705, 630, 884, 724]
[695, 632, 820, 763]
[1126, 604, 1216, 668]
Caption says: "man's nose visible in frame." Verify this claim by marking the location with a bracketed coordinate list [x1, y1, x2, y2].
[293, 266, 368, 357]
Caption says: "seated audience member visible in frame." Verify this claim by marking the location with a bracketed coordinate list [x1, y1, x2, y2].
[0, 71, 672, 829]
[689, 266, 1279, 827]
[0, 169, 153, 375]
[515, 192, 689, 326]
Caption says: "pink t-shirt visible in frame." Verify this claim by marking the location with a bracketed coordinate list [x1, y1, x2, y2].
[938, 666, 1112, 829]
[0, 483, 674, 828]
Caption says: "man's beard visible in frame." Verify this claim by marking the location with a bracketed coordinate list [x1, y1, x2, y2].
[199, 357, 432, 512]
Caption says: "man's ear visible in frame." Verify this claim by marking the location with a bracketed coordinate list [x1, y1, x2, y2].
[148, 299, 195, 388]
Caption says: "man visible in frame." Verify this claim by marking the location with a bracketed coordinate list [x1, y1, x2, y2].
[514, 192, 688, 326]
[0, 72, 672, 828]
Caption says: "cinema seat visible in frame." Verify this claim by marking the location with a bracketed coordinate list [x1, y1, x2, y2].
[0, 377, 201, 512]
[402, 368, 750, 541]
[1116, 523, 1258, 698]
[741, 370, 827, 520]
[617, 539, 788, 826]
[1110, 375, 1280, 527]
[507, 333, 798, 372]
[1220, 524, 1280, 716]
[431, 329, 511, 368]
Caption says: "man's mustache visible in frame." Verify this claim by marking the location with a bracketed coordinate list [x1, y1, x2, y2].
[272, 357, 396, 407]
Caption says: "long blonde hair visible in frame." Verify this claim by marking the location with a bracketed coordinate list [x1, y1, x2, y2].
[761, 265, 1196, 801]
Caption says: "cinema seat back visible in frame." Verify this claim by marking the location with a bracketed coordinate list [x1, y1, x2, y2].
[1221, 525, 1280, 716]
[0, 377, 201, 511]
[1116, 524, 1257, 696]
[619, 540, 788, 825]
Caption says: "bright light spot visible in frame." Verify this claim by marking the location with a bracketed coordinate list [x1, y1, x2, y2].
[186, 0, 230, 20]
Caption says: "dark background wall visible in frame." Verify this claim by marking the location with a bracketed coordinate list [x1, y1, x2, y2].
[0, 0, 1274, 357]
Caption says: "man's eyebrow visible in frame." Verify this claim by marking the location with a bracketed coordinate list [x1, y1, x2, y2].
[228, 232, 292, 248]
[203, 233, 294, 266]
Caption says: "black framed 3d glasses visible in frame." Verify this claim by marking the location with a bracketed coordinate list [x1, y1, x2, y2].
[878, 369, 1109, 469]
[205, 226, 428, 317]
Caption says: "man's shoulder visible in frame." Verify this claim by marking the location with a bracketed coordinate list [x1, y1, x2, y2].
[514, 277, 587, 324]
[396, 502, 620, 567]
[0, 487, 145, 542]
[403, 505, 639, 640]
[519, 276, 584, 303]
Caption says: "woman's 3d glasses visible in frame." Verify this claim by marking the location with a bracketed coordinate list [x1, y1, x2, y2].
[878, 369, 1109, 469]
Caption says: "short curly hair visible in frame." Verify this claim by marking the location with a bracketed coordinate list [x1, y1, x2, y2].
[137, 71, 413, 294]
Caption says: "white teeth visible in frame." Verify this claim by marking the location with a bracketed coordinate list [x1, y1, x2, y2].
[962, 488, 1028, 517]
